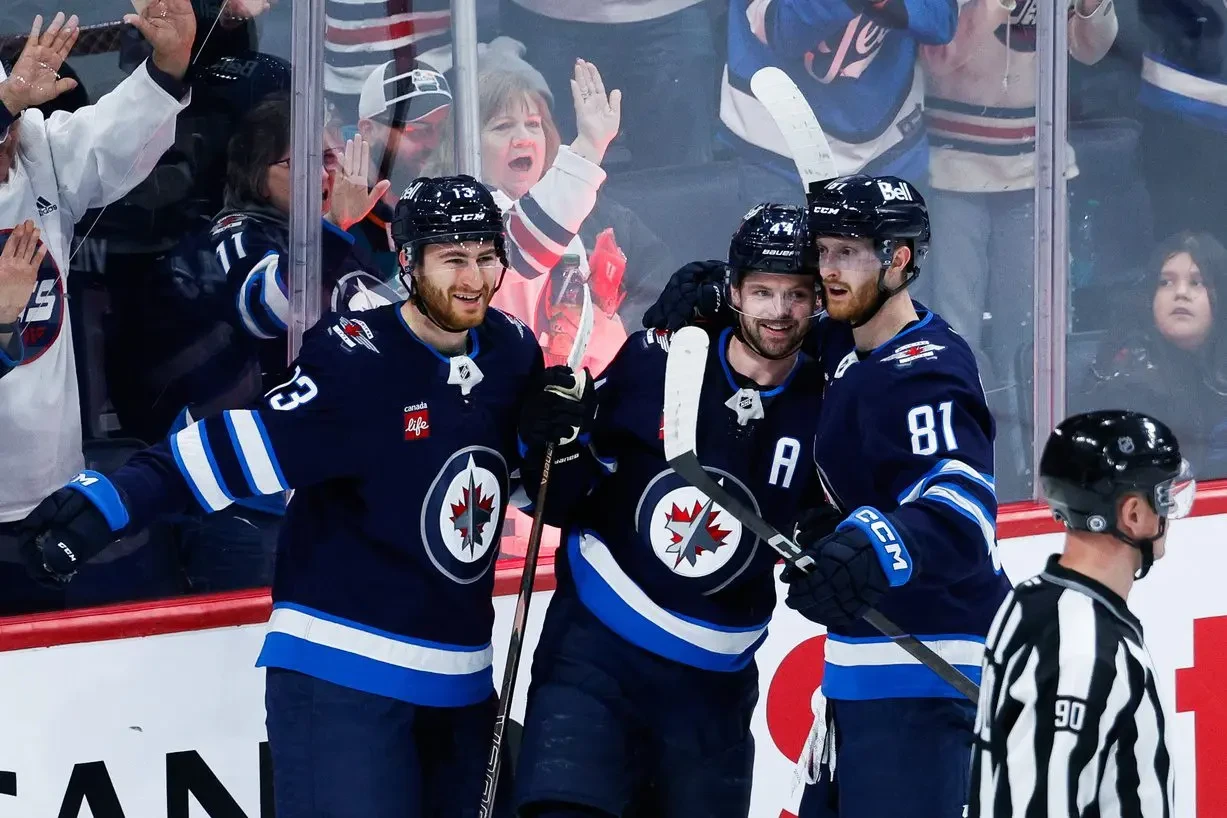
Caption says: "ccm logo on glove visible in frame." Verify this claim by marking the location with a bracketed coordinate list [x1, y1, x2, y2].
[843, 507, 912, 586]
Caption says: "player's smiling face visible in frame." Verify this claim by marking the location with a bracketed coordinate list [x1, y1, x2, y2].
[415, 240, 504, 329]
[730, 271, 817, 359]
[816, 235, 888, 324]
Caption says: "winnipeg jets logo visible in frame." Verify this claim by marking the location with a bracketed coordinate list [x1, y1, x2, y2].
[422, 447, 508, 584]
[637, 468, 759, 585]
[804, 15, 888, 84]
[663, 496, 735, 569]
[449, 466, 496, 556]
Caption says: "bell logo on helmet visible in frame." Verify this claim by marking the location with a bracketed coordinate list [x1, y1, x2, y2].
[877, 181, 913, 202]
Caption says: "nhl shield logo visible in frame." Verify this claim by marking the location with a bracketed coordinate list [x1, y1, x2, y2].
[635, 467, 761, 589]
[421, 446, 508, 584]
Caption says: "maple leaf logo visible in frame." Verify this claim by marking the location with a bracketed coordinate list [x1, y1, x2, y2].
[663, 498, 732, 568]
[450, 468, 495, 554]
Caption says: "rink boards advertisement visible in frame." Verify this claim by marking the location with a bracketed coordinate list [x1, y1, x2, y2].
[0, 508, 1224, 818]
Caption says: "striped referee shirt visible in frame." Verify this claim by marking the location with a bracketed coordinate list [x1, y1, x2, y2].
[969, 555, 1174, 818]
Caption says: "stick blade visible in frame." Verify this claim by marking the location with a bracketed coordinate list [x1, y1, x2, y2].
[663, 326, 709, 461]
[749, 66, 839, 186]
[567, 284, 595, 372]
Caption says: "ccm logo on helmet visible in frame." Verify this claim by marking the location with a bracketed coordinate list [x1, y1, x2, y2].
[449, 213, 486, 222]
[877, 181, 913, 202]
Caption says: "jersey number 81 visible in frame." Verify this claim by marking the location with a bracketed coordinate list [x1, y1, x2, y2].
[907, 402, 957, 456]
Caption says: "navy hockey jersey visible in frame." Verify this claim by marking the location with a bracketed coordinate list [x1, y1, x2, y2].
[548, 327, 824, 672]
[813, 307, 1010, 700]
[108, 304, 543, 706]
[720, 0, 957, 183]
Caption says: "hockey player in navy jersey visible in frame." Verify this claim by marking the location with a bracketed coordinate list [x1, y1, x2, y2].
[512, 203, 835, 818]
[15, 175, 596, 818]
[785, 175, 1010, 818]
[642, 174, 1011, 817]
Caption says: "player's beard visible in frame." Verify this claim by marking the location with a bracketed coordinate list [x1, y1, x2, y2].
[737, 314, 807, 360]
[822, 276, 880, 325]
[414, 273, 493, 331]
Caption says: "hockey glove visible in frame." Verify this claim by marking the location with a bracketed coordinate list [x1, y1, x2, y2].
[641, 260, 731, 332]
[18, 471, 131, 587]
[781, 507, 914, 629]
[519, 365, 597, 448]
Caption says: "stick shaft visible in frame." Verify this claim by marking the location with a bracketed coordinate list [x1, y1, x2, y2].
[478, 441, 555, 817]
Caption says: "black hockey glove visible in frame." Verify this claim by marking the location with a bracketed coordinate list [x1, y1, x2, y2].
[781, 507, 915, 629]
[519, 365, 598, 449]
[18, 471, 130, 587]
[641, 260, 732, 332]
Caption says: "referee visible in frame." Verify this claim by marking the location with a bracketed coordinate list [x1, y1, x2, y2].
[970, 410, 1195, 817]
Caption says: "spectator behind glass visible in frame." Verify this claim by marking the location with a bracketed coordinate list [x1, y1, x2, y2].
[0, 4, 193, 614]
[424, 49, 628, 372]
[1081, 232, 1227, 476]
[108, 95, 394, 446]
[719, 0, 957, 211]
[920, 0, 1117, 500]
[350, 60, 453, 280]
[425, 41, 674, 352]
[498, 0, 720, 170]
[103, 96, 391, 593]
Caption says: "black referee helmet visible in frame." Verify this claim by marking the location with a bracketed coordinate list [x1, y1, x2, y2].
[1040, 410, 1194, 577]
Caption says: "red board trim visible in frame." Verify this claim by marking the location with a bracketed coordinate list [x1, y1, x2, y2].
[5, 481, 1227, 651]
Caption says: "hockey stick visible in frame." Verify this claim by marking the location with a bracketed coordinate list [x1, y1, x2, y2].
[750, 67, 839, 186]
[478, 284, 595, 818]
[663, 327, 979, 701]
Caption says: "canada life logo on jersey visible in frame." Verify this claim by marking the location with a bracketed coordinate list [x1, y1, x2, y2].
[636, 467, 761, 584]
[404, 402, 430, 440]
[4, 228, 65, 367]
[420, 447, 508, 584]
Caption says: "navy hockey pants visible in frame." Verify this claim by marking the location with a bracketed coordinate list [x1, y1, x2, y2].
[797, 697, 976, 818]
[513, 590, 758, 818]
[265, 668, 512, 818]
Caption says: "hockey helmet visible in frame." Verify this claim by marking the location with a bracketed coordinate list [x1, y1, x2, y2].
[392, 175, 508, 274]
[1040, 410, 1194, 578]
[806, 175, 930, 326]
[728, 203, 817, 285]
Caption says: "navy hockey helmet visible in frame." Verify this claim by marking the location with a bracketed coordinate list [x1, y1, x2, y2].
[392, 175, 509, 330]
[806, 175, 930, 326]
[1040, 410, 1194, 578]
[728, 203, 817, 286]
[392, 175, 508, 275]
